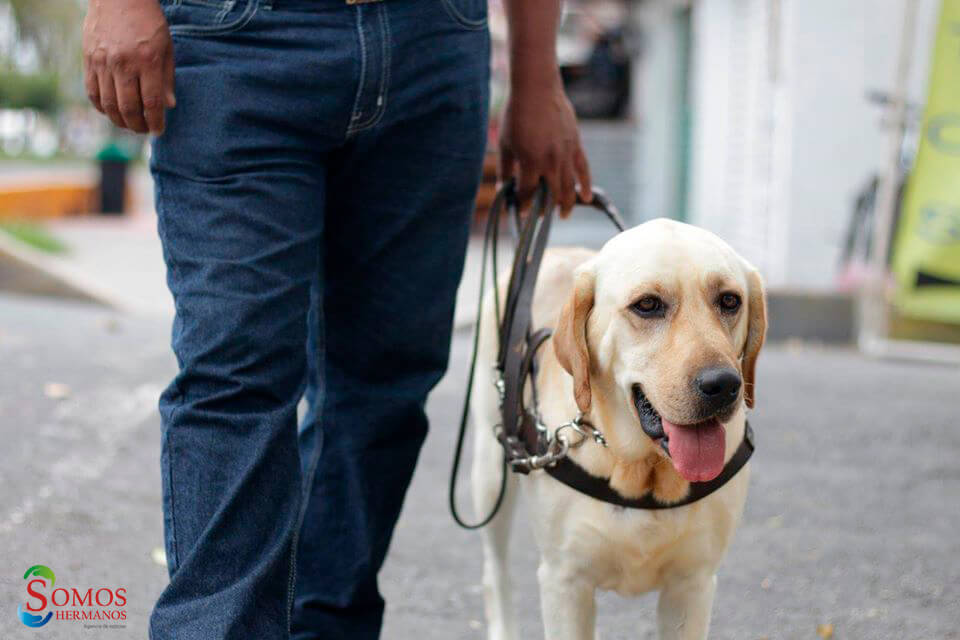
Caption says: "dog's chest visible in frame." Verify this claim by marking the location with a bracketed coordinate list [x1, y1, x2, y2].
[528, 458, 750, 596]
[550, 498, 733, 596]
[585, 508, 691, 594]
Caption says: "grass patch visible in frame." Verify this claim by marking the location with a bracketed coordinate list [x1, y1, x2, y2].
[0, 150, 88, 165]
[0, 221, 68, 254]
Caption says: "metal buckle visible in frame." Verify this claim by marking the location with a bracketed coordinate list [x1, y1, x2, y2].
[493, 372, 505, 408]
[509, 435, 569, 473]
[501, 410, 607, 475]
[554, 411, 608, 449]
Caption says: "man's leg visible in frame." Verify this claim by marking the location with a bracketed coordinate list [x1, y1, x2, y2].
[149, 3, 361, 637]
[292, 2, 491, 638]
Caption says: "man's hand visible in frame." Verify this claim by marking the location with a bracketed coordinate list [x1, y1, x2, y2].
[499, 76, 592, 217]
[500, 0, 592, 217]
[83, 0, 176, 135]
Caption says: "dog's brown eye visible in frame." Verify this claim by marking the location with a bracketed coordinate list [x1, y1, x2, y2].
[631, 296, 665, 318]
[719, 293, 741, 313]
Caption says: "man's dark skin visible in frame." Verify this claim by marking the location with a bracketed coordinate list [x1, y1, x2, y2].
[82, 0, 593, 213]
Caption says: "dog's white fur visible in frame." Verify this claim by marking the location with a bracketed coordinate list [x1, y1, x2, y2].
[471, 219, 767, 640]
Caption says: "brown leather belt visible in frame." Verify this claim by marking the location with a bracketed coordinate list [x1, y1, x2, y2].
[449, 181, 754, 529]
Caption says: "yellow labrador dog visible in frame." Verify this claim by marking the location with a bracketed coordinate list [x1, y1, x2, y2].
[471, 219, 766, 640]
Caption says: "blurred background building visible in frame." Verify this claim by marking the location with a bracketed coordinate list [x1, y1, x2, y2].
[635, 0, 941, 291]
[2, 3, 960, 637]
[0, 0, 957, 346]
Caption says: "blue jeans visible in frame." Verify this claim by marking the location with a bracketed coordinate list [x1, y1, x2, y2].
[149, 0, 489, 637]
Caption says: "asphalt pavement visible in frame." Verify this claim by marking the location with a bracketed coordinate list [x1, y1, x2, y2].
[1, 292, 958, 639]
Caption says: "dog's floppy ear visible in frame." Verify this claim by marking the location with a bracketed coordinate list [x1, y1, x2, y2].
[742, 269, 767, 408]
[553, 268, 596, 413]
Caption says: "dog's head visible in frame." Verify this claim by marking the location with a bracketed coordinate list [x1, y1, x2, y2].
[553, 219, 766, 483]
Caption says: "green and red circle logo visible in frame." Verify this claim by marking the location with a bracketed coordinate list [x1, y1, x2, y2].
[18, 565, 55, 627]
[17, 565, 127, 628]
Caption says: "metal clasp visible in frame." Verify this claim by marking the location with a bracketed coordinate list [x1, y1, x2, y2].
[501, 410, 607, 474]
[554, 411, 608, 449]
[510, 435, 570, 473]
[493, 373, 506, 408]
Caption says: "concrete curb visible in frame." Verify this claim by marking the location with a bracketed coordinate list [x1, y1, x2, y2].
[765, 290, 856, 344]
[3, 225, 859, 345]
[0, 231, 118, 310]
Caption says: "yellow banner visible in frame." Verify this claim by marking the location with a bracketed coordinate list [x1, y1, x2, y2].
[892, 0, 960, 323]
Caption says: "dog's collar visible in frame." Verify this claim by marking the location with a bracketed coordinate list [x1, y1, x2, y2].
[542, 421, 754, 510]
[509, 328, 755, 509]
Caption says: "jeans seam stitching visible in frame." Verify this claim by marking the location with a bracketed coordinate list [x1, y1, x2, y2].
[347, 3, 389, 134]
[178, 0, 224, 7]
[286, 425, 322, 632]
[286, 285, 325, 632]
[346, 5, 368, 138]
[154, 172, 181, 573]
[214, 0, 235, 24]
[168, 0, 257, 36]
[439, 0, 487, 30]
[163, 421, 180, 571]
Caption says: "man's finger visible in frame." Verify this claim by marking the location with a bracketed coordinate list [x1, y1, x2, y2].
[84, 66, 103, 113]
[98, 72, 125, 129]
[516, 160, 540, 210]
[498, 146, 515, 185]
[163, 47, 177, 108]
[115, 72, 149, 133]
[559, 162, 576, 218]
[545, 165, 563, 215]
[140, 67, 166, 134]
[574, 146, 593, 203]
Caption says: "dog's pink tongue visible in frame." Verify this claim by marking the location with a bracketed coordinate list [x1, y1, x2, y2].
[661, 418, 726, 482]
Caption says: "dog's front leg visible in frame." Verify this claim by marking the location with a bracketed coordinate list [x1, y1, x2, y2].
[655, 572, 716, 640]
[537, 562, 597, 640]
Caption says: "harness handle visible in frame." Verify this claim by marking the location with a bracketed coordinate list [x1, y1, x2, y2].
[447, 182, 515, 529]
[576, 188, 627, 232]
[448, 179, 624, 530]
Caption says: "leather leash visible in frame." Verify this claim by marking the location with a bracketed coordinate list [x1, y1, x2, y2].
[448, 182, 753, 529]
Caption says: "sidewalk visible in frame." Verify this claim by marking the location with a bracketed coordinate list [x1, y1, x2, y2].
[1, 165, 491, 326]
[1, 293, 958, 639]
[0, 165, 173, 316]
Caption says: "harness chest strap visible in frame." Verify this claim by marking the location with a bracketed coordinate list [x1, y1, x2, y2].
[513, 325, 755, 509]
[496, 188, 556, 472]
[541, 422, 755, 510]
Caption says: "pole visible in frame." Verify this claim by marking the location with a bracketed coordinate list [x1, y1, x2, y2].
[859, 0, 920, 352]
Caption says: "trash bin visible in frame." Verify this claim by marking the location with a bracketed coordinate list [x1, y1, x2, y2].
[96, 142, 132, 215]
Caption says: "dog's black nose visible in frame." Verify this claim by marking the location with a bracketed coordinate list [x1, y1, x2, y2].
[695, 366, 741, 404]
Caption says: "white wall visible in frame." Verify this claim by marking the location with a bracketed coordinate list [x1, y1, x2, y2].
[632, 0, 689, 221]
[688, 0, 781, 280]
[779, 0, 939, 289]
[685, 0, 941, 289]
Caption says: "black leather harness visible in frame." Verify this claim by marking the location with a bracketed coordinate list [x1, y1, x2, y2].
[449, 182, 754, 529]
